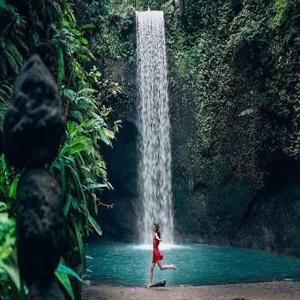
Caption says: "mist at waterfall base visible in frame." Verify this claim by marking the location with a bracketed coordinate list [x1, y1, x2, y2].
[86, 242, 300, 286]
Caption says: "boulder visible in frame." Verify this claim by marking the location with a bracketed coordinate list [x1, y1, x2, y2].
[3, 54, 66, 168]
[16, 168, 64, 285]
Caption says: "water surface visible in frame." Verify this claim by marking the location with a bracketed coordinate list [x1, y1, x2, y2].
[86, 243, 300, 286]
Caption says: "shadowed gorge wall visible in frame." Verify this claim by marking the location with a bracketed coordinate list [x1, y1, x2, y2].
[100, 120, 139, 241]
[81, 0, 300, 256]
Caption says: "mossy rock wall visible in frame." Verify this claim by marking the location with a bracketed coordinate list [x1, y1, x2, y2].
[83, 0, 300, 256]
[166, 0, 300, 255]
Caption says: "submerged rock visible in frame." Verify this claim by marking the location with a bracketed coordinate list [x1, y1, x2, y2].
[16, 168, 64, 285]
[3, 54, 66, 168]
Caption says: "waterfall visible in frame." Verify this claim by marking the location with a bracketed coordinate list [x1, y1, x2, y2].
[136, 10, 174, 245]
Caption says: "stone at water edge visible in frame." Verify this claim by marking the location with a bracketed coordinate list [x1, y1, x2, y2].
[16, 168, 65, 286]
[3, 54, 66, 168]
[152, 280, 166, 287]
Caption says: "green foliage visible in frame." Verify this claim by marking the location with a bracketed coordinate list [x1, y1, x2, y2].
[135, 0, 167, 10]
[55, 260, 83, 300]
[0, 257, 25, 300]
[52, 114, 119, 272]
[77, 0, 136, 61]
[0, 1, 27, 78]
[0, 158, 23, 299]
[49, 2, 96, 89]
[0, 156, 19, 210]
[268, 0, 290, 29]
[0, 212, 15, 261]
[165, 0, 300, 239]
[57, 46, 65, 89]
[0, 0, 122, 298]
[167, 0, 300, 189]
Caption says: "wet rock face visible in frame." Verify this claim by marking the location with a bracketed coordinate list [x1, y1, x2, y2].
[3, 54, 66, 168]
[16, 168, 64, 285]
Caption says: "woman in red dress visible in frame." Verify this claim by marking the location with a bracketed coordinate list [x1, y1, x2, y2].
[148, 223, 176, 288]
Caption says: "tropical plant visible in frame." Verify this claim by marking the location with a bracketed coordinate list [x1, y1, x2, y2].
[51, 86, 120, 275]
[0, 156, 22, 299]
[0, 1, 27, 79]
[0, 210, 25, 300]
[49, 1, 95, 89]
[0, 0, 122, 299]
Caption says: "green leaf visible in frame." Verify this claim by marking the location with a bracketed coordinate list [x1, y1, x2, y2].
[80, 37, 89, 45]
[88, 214, 102, 236]
[70, 143, 85, 154]
[55, 268, 75, 300]
[82, 23, 95, 30]
[67, 121, 75, 134]
[85, 183, 107, 190]
[72, 218, 84, 266]
[0, 202, 8, 212]
[60, 160, 66, 193]
[56, 261, 82, 282]
[0, 259, 21, 292]
[0, 213, 16, 260]
[57, 46, 65, 89]
[103, 128, 115, 139]
[70, 28, 82, 37]
[238, 108, 255, 117]
[8, 176, 19, 199]
[64, 194, 72, 216]
[63, 88, 76, 100]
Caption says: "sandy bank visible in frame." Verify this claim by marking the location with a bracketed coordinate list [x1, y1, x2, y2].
[82, 281, 300, 300]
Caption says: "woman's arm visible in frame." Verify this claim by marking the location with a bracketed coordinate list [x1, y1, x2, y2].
[155, 233, 162, 241]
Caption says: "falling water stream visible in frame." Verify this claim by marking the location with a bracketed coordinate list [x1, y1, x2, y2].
[136, 10, 174, 245]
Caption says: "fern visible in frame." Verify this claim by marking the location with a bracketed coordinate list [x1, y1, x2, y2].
[0, 2, 27, 78]
[0, 83, 12, 128]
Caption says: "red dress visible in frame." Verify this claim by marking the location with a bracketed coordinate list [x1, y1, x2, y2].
[152, 235, 163, 263]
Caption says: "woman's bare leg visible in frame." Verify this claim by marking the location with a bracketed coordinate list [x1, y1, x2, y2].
[157, 260, 176, 270]
[148, 262, 155, 288]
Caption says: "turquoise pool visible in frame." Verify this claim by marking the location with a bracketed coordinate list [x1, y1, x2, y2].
[86, 242, 300, 286]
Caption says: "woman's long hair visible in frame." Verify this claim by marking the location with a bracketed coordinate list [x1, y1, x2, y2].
[154, 223, 161, 244]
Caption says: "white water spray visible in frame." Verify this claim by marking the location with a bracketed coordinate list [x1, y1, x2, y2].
[136, 10, 174, 245]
